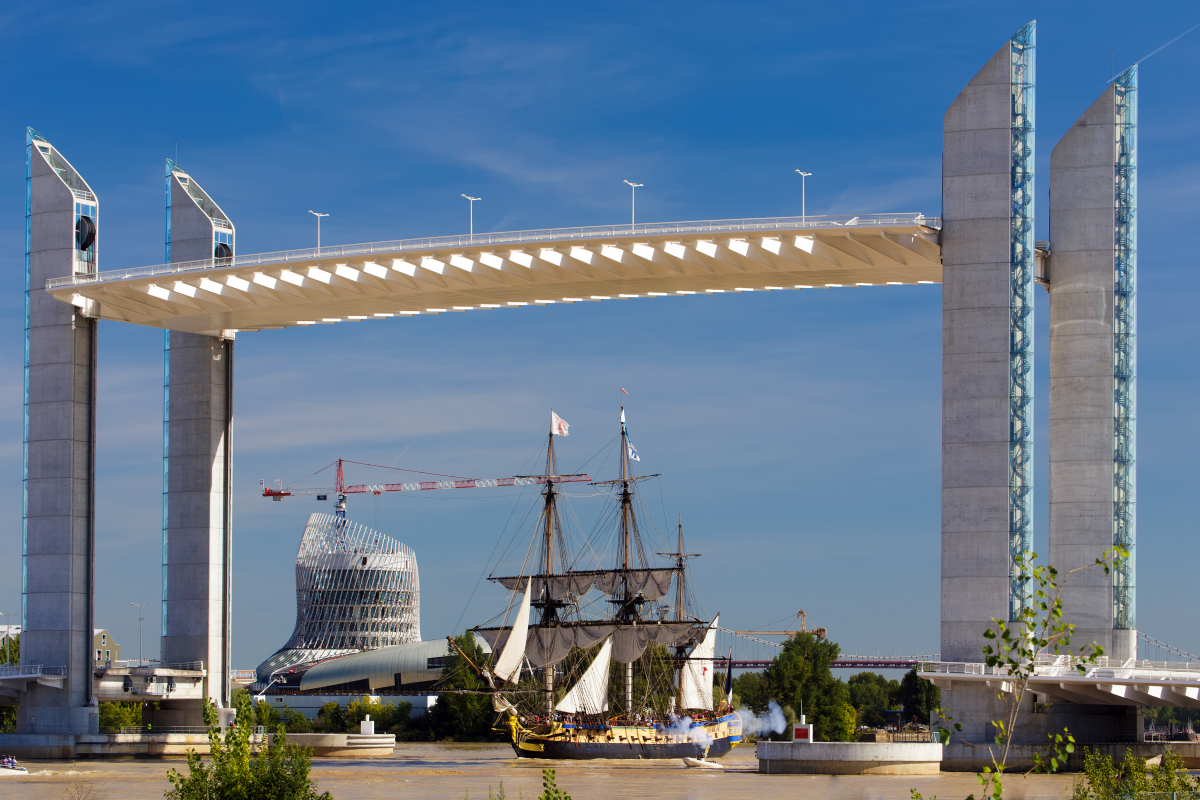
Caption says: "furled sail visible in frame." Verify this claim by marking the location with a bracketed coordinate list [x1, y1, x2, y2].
[555, 638, 612, 714]
[476, 620, 699, 668]
[680, 614, 718, 711]
[493, 569, 676, 602]
[492, 579, 531, 684]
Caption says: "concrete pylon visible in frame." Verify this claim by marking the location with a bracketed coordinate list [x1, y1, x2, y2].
[1049, 68, 1137, 663]
[941, 21, 1036, 667]
[155, 160, 235, 726]
[21, 129, 99, 735]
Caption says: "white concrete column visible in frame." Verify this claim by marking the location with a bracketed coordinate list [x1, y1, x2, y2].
[940, 22, 1036, 664]
[159, 163, 235, 721]
[1049, 68, 1137, 662]
[21, 130, 99, 735]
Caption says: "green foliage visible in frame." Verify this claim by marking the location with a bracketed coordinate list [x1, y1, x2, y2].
[935, 549, 1123, 800]
[487, 781, 506, 800]
[848, 672, 900, 727]
[538, 768, 570, 800]
[897, 668, 940, 725]
[428, 631, 493, 740]
[344, 696, 412, 733]
[0, 632, 16, 665]
[735, 632, 852, 741]
[99, 701, 143, 730]
[1070, 748, 1200, 799]
[832, 702, 858, 741]
[164, 692, 332, 800]
[317, 702, 345, 732]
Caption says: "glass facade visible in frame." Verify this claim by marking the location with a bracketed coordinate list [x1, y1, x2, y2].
[1113, 66, 1138, 631]
[1008, 21, 1036, 621]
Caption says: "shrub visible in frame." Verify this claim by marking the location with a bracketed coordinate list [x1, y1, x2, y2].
[165, 692, 333, 800]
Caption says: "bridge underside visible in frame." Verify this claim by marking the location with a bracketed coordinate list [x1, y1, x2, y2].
[48, 215, 941, 337]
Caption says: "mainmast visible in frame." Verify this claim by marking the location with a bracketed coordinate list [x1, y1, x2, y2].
[542, 426, 558, 715]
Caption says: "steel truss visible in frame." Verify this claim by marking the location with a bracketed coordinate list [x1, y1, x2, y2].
[1113, 66, 1138, 632]
[1008, 21, 1036, 621]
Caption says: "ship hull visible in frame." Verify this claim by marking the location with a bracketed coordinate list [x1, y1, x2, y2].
[507, 713, 742, 761]
[513, 734, 736, 760]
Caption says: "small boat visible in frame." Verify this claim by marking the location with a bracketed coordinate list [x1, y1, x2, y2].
[683, 756, 724, 769]
[0, 756, 28, 776]
[467, 407, 741, 760]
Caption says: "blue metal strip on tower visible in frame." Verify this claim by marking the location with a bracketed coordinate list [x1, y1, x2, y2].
[1008, 21, 1036, 621]
[161, 162, 172, 637]
[1113, 66, 1137, 631]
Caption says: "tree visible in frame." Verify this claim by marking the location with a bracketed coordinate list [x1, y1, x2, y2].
[1070, 748, 1200, 799]
[897, 668, 940, 724]
[345, 696, 412, 733]
[165, 691, 332, 800]
[99, 701, 143, 731]
[0, 633, 17, 732]
[428, 631, 493, 740]
[848, 672, 900, 727]
[741, 632, 852, 741]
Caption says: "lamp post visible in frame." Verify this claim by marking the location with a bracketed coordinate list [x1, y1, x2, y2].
[461, 194, 481, 237]
[308, 210, 329, 250]
[131, 603, 150, 666]
[795, 171, 812, 221]
[623, 180, 643, 228]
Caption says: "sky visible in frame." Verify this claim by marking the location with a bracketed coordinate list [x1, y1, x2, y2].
[1, 1, 1198, 672]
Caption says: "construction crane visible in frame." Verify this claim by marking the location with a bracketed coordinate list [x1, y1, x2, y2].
[735, 609, 827, 640]
[263, 458, 591, 515]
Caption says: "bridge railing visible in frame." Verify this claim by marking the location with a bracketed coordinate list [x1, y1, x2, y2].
[47, 212, 941, 290]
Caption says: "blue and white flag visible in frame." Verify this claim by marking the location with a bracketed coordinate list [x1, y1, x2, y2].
[627, 442, 640, 461]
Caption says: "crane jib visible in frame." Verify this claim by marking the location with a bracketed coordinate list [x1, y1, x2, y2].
[264, 474, 591, 498]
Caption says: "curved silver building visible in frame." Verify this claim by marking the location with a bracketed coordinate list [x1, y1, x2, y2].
[255, 512, 420, 681]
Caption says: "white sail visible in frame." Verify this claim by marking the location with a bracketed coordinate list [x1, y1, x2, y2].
[492, 579, 532, 684]
[680, 613, 718, 711]
[555, 638, 612, 714]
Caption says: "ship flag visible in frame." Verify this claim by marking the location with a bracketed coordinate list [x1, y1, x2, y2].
[551, 411, 570, 436]
[627, 441, 640, 461]
[723, 646, 734, 707]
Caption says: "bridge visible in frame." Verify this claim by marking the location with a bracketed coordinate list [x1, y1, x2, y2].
[47, 213, 942, 335]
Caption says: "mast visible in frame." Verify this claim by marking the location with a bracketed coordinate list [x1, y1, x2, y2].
[675, 517, 684, 714]
[543, 427, 557, 716]
[619, 406, 633, 715]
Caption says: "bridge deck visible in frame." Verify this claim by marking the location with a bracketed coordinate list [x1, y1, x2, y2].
[47, 213, 942, 336]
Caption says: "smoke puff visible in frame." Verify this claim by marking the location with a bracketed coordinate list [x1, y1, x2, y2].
[736, 700, 787, 736]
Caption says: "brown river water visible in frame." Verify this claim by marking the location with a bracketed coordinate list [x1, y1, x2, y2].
[4, 742, 1076, 799]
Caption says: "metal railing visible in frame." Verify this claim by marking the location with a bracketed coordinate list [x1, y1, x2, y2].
[47, 212, 940, 290]
[920, 658, 1200, 681]
[0, 664, 66, 678]
[101, 725, 267, 735]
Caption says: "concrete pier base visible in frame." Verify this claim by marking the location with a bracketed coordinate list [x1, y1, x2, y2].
[756, 741, 943, 775]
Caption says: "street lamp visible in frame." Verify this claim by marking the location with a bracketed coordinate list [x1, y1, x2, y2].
[795, 171, 812, 221]
[623, 180, 643, 228]
[461, 194, 481, 237]
[131, 603, 150, 666]
[308, 210, 329, 250]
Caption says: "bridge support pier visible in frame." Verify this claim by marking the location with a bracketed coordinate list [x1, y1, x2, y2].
[153, 162, 236, 727]
[940, 21, 1036, 664]
[20, 130, 100, 736]
[1048, 69, 1138, 663]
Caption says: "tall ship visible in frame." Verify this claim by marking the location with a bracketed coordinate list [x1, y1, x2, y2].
[470, 408, 741, 759]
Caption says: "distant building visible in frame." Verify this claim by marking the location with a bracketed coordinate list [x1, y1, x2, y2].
[254, 512, 420, 682]
[94, 629, 120, 666]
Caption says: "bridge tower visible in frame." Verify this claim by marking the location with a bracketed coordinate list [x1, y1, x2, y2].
[1048, 68, 1138, 663]
[940, 21, 1036, 665]
[153, 160, 235, 726]
[20, 129, 100, 735]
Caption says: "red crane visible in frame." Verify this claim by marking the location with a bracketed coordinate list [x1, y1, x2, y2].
[263, 458, 590, 501]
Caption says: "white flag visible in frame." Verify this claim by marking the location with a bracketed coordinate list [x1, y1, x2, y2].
[627, 441, 640, 461]
[620, 408, 625, 423]
[551, 411, 570, 436]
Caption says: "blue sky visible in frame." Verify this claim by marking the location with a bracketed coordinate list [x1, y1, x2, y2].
[1, 2, 1198, 670]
